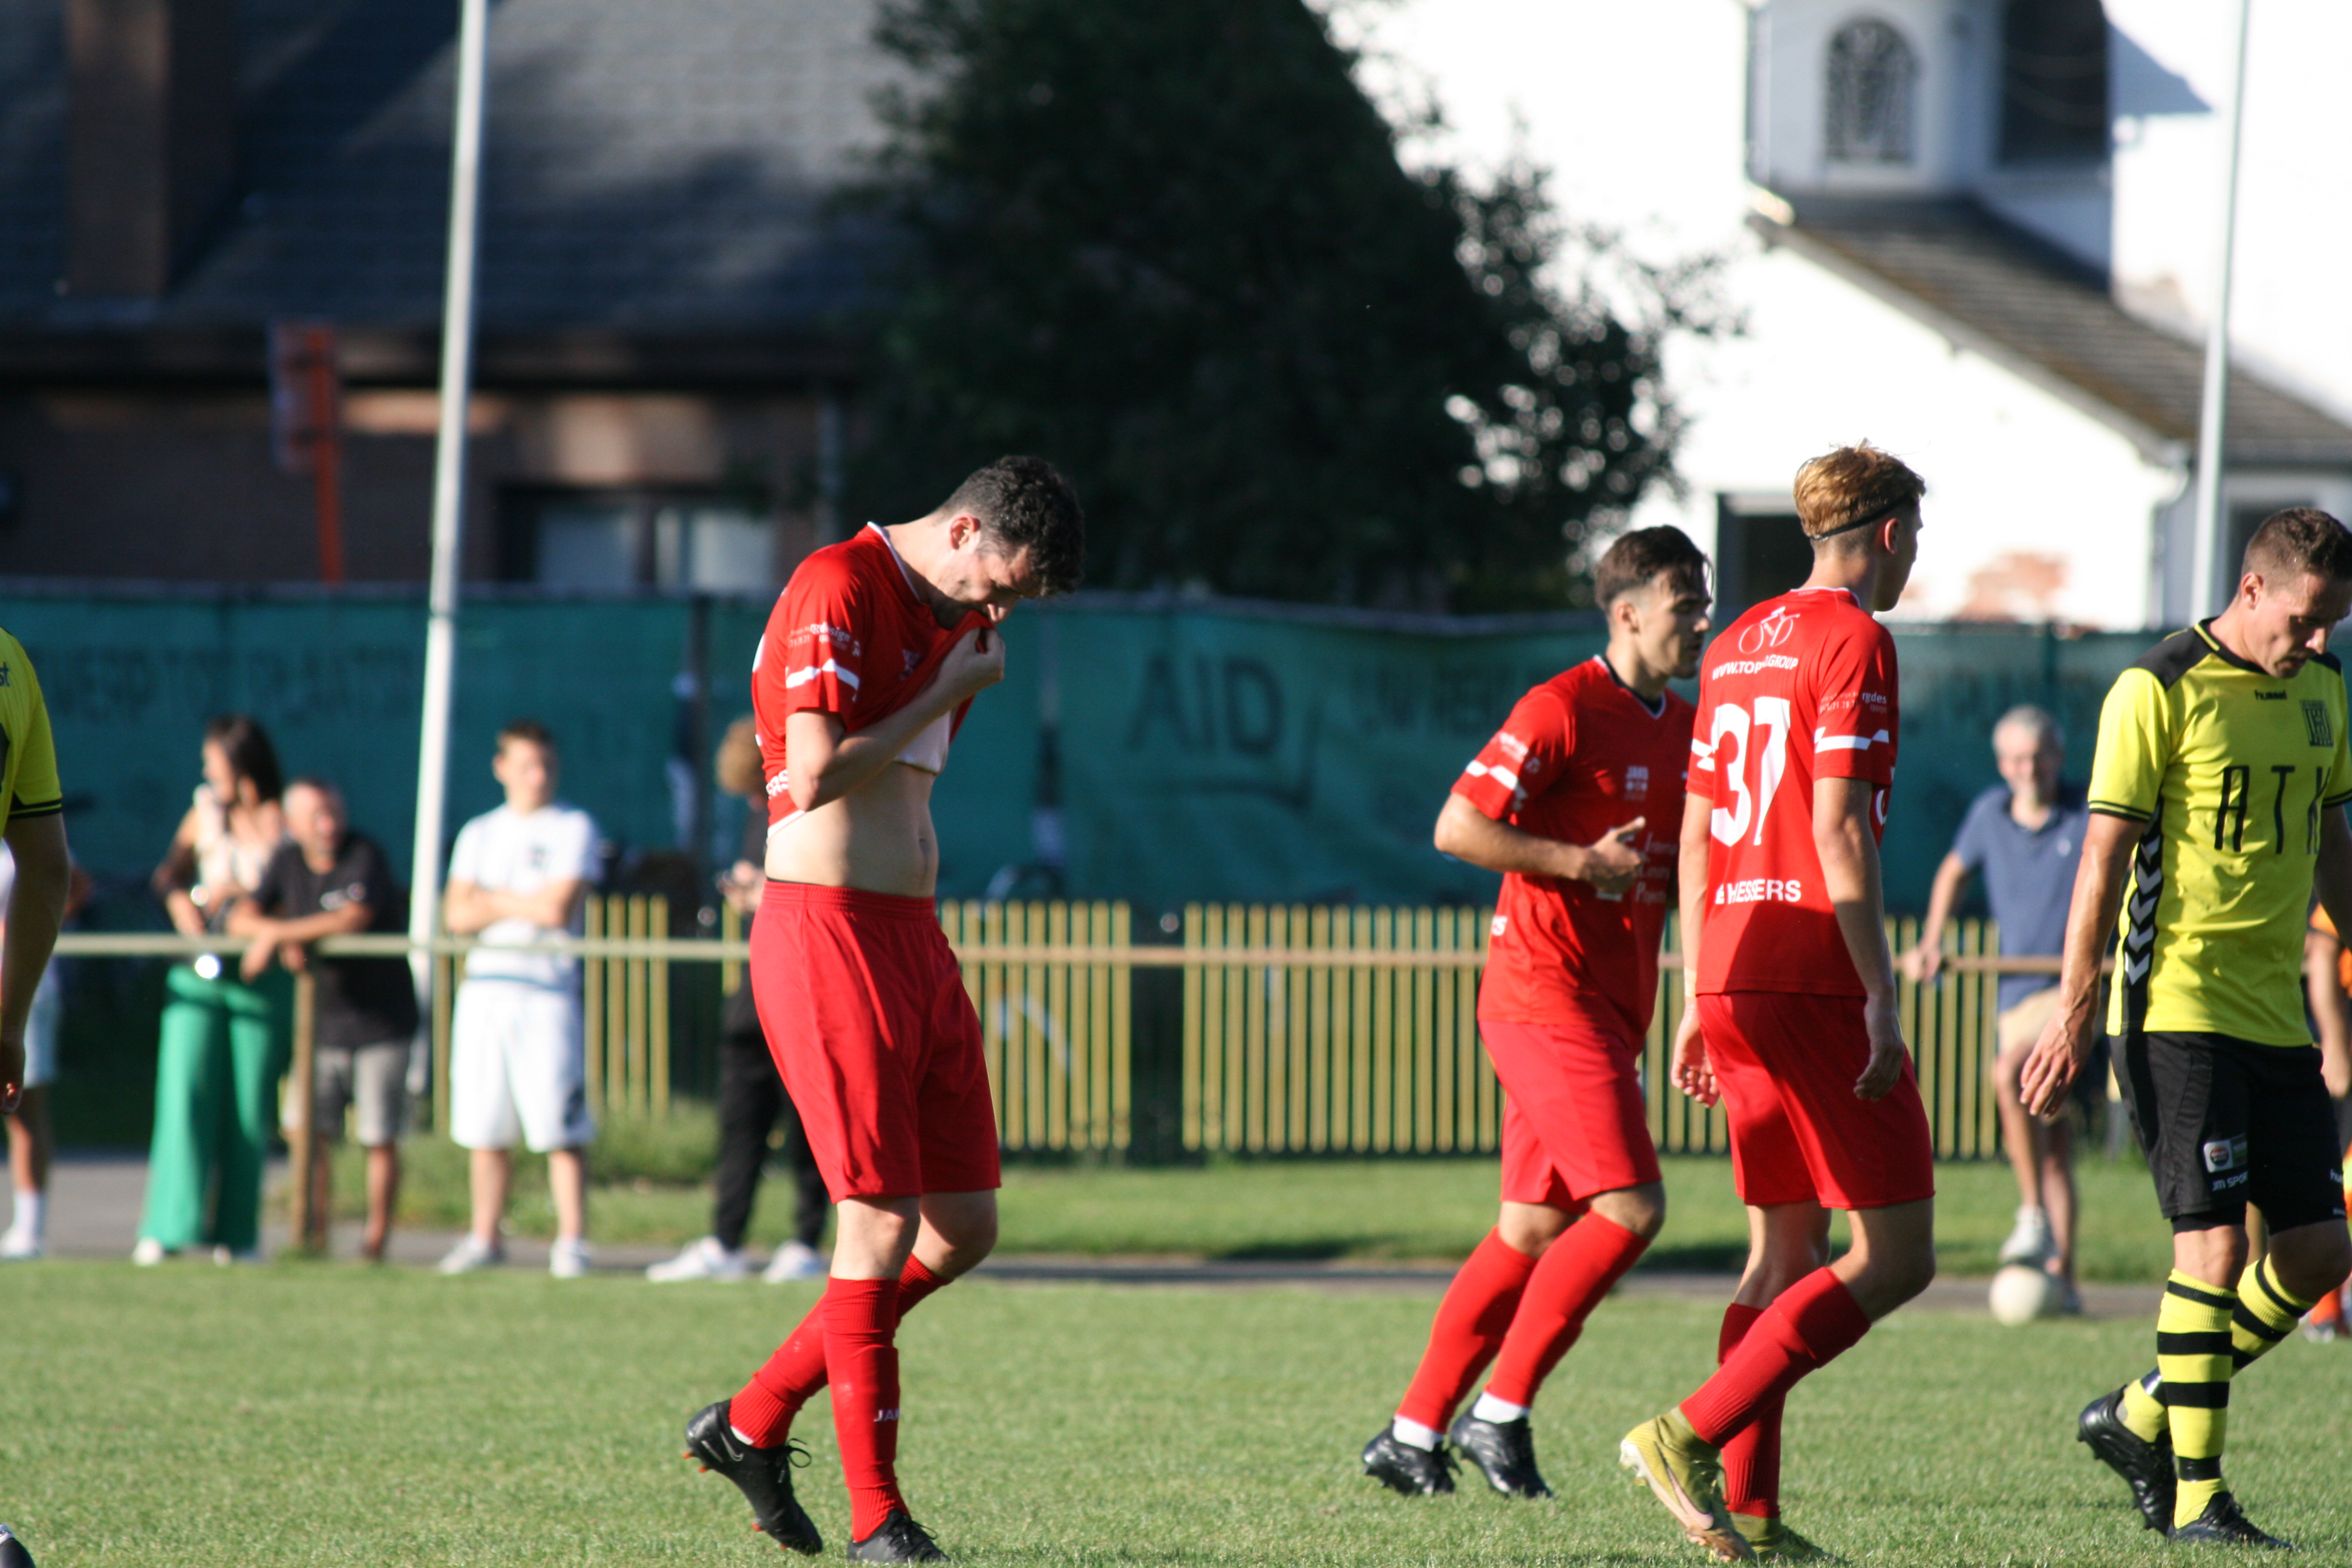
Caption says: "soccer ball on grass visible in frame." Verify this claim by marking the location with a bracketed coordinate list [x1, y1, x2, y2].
[1987, 1263, 2060, 1325]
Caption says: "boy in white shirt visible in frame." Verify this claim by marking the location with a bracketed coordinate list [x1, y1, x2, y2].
[437, 721, 600, 1278]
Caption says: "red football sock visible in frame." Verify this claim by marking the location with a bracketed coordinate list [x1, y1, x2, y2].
[1482, 1211, 1649, 1407]
[1680, 1268, 1869, 1448]
[1396, 1229, 1540, 1429]
[825, 1277, 905, 1538]
[1716, 1301, 1781, 1518]
[730, 1256, 952, 1447]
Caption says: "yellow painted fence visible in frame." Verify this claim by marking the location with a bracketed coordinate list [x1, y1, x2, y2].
[411, 900, 2037, 1160]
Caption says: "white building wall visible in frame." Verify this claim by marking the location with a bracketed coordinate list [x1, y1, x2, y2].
[2106, 0, 2352, 425]
[1625, 242, 2178, 628]
[1344, 0, 2347, 630]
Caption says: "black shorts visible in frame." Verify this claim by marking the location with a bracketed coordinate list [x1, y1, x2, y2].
[2121, 1031, 2348, 1233]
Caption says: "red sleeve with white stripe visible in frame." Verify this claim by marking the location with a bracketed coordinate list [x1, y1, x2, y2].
[750, 555, 872, 827]
[1808, 617, 1899, 785]
[757, 557, 868, 723]
[1451, 688, 1572, 822]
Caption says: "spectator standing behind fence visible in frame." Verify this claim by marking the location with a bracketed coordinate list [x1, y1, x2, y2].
[1900, 705, 2095, 1310]
[227, 780, 419, 1261]
[134, 716, 289, 1266]
[648, 716, 830, 1284]
[436, 721, 599, 1279]
[0, 842, 90, 1261]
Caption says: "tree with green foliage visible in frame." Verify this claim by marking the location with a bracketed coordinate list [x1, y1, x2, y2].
[848, 0, 1724, 610]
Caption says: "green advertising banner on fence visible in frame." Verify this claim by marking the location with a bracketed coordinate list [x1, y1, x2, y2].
[0, 585, 2261, 912]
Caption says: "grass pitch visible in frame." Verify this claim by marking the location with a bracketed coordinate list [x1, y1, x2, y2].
[6, 1261, 2350, 1566]
[354, 1139, 2181, 1281]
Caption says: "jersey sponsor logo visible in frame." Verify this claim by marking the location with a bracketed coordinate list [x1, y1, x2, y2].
[1737, 605, 1800, 654]
[875, 1408, 900, 1423]
[1495, 731, 1530, 763]
[2253, 690, 2286, 701]
[1491, 915, 1508, 937]
[786, 621, 862, 658]
[2305, 700, 2334, 747]
[2201, 1135, 2247, 1174]
[766, 770, 791, 799]
[1710, 654, 1800, 679]
[1625, 764, 1650, 800]
[1716, 876, 1805, 905]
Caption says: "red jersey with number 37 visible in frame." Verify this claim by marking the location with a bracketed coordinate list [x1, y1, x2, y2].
[1688, 587, 1899, 998]
[1453, 657, 1695, 1038]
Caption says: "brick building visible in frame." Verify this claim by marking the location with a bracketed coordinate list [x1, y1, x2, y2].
[0, 0, 897, 591]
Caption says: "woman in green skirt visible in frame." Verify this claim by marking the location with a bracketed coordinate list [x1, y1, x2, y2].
[132, 716, 289, 1264]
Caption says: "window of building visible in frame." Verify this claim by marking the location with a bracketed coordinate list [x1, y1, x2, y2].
[500, 490, 776, 593]
[1824, 19, 1916, 164]
[1714, 499, 1816, 625]
[1999, 0, 2108, 163]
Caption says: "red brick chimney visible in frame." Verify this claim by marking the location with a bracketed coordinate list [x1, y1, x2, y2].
[65, 0, 237, 298]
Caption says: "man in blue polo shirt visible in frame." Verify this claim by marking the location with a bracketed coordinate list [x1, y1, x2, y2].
[1903, 705, 2094, 1310]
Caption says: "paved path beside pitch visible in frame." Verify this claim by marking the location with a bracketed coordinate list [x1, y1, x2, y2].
[21, 1154, 2159, 1318]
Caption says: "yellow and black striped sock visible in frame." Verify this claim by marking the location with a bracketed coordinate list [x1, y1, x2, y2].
[2117, 1368, 2167, 1445]
[2158, 1271, 2236, 1529]
[2231, 1256, 2312, 1370]
[2120, 1258, 2312, 1443]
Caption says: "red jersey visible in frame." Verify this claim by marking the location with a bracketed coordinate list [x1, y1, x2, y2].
[1454, 656, 1696, 1038]
[1688, 587, 1899, 997]
[751, 524, 988, 830]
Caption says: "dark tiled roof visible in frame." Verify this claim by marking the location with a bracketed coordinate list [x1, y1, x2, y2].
[0, 0, 895, 339]
[1754, 197, 2352, 468]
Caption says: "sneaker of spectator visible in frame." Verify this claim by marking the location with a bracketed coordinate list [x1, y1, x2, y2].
[437, 1233, 503, 1275]
[647, 1235, 750, 1282]
[763, 1239, 827, 1282]
[549, 1236, 593, 1279]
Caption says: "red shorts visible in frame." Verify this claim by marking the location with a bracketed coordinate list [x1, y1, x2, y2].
[1697, 991, 1935, 1210]
[750, 882, 1002, 1200]
[1483, 1014, 1662, 1210]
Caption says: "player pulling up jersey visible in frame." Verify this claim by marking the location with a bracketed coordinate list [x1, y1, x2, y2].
[2027, 509, 2352, 1548]
[1620, 445, 1936, 1563]
[1361, 528, 1710, 1504]
[685, 458, 1085, 1566]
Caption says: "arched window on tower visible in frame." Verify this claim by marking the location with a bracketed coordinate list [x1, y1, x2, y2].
[1824, 19, 1916, 164]
[2001, 0, 2108, 163]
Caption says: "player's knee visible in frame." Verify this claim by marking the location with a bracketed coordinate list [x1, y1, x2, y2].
[2275, 1223, 2352, 1298]
[1495, 1201, 1572, 1255]
[1861, 1232, 1938, 1306]
[1592, 1184, 1665, 1241]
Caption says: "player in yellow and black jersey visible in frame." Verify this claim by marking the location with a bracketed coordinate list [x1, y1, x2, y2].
[0, 624, 69, 1117]
[2023, 511, 2352, 1547]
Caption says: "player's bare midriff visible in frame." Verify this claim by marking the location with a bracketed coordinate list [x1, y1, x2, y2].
[763, 759, 940, 898]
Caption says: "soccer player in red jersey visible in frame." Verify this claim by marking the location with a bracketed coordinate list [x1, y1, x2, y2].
[1618, 445, 1936, 1562]
[1362, 528, 1713, 1501]
[684, 457, 1084, 1564]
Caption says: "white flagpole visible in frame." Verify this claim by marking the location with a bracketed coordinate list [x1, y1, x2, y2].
[2189, 0, 2253, 616]
[409, 0, 491, 1048]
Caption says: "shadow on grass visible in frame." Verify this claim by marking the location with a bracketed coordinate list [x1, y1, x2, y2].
[1207, 1240, 1374, 1263]
[1633, 1240, 1747, 1273]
